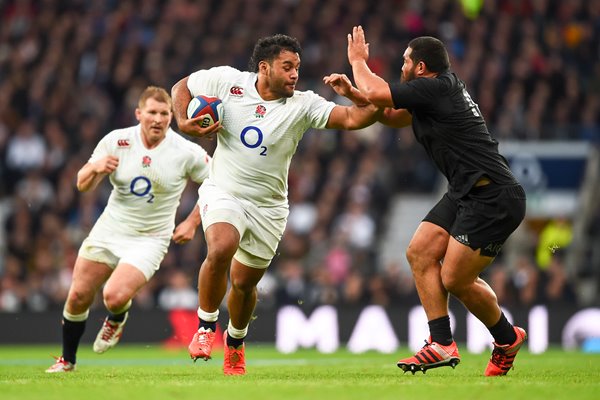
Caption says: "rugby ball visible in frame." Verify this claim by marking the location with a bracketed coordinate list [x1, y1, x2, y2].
[186, 95, 224, 128]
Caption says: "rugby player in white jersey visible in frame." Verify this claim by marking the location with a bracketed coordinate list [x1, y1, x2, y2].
[46, 86, 211, 373]
[171, 34, 380, 375]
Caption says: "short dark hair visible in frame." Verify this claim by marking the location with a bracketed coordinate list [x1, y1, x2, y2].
[248, 34, 302, 72]
[407, 36, 450, 73]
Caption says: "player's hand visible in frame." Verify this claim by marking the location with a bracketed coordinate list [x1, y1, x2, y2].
[178, 116, 222, 139]
[93, 155, 119, 174]
[172, 219, 197, 244]
[323, 73, 353, 97]
[348, 25, 370, 64]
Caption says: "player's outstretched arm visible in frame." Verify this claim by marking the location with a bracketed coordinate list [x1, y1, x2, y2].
[76, 155, 118, 192]
[347, 26, 395, 108]
[172, 204, 201, 244]
[171, 77, 221, 138]
[323, 71, 382, 130]
[326, 102, 382, 130]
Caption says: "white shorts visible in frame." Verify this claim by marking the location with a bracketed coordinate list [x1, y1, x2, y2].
[197, 181, 288, 269]
[78, 220, 170, 281]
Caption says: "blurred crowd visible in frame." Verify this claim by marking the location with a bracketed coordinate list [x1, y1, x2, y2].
[0, 0, 598, 314]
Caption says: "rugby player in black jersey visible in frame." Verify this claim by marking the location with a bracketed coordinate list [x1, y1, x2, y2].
[347, 26, 527, 376]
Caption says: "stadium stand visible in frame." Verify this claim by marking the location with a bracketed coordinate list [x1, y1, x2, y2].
[0, 0, 598, 314]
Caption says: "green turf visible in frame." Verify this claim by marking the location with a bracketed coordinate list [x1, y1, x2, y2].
[0, 344, 598, 400]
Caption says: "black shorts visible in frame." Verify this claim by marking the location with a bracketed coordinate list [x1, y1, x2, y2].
[423, 183, 526, 257]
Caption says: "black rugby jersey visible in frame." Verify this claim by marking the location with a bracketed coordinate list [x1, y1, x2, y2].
[389, 71, 518, 200]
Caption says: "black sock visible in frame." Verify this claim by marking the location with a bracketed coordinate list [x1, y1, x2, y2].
[62, 319, 86, 364]
[489, 312, 517, 345]
[226, 333, 245, 349]
[107, 310, 128, 322]
[428, 315, 453, 346]
[199, 319, 217, 332]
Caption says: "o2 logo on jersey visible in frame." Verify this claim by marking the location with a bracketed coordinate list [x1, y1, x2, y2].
[130, 176, 154, 203]
[240, 126, 267, 156]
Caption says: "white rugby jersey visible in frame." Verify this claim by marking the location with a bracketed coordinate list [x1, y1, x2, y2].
[187, 66, 336, 207]
[88, 125, 210, 236]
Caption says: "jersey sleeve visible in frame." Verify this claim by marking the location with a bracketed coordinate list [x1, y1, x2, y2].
[303, 90, 336, 129]
[389, 78, 442, 110]
[187, 66, 240, 98]
[88, 131, 115, 163]
[187, 143, 211, 184]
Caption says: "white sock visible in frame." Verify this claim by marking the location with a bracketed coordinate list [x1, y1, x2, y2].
[63, 309, 89, 322]
[227, 320, 248, 339]
[197, 308, 219, 324]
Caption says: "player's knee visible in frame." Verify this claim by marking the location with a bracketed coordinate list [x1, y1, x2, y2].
[102, 290, 131, 313]
[440, 273, 467, 295]
[206, 228, 239, 263]
[230, 276, 256, 294]
[406, 244, 419, 266]
[406, 244, 431, 271]
[66, 287, 94, 310]
[206, 244, 237, 267]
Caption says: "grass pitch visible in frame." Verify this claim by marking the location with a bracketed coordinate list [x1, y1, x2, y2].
[0, 344, 598, 400]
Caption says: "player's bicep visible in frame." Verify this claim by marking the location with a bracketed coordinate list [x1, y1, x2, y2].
[325, 104, 380, 130]
[173, 76, 192, 106]
[325, 105, 352, 129]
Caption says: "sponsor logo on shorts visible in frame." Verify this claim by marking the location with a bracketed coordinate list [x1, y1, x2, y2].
[202, 204, 208, 217]
[484, 243, 503, 254]
[454, 234, 470, 245]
